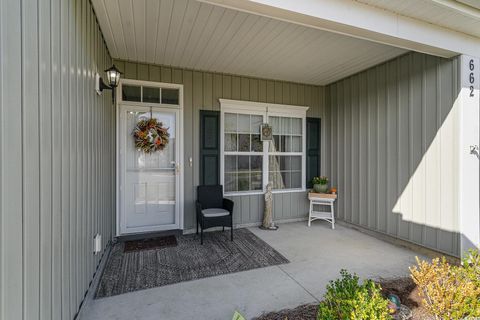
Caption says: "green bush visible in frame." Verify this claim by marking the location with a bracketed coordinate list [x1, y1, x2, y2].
[317, 270, 391, 320]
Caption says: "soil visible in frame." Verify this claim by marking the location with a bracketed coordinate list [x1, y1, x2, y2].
[254, 304, 318, 320]
[254, 277, 432, 320]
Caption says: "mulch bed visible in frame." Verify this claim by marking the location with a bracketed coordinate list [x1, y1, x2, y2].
[254, 304, 318, 320]
[254, 277, 431, 320]
[377, 277, 432, 320]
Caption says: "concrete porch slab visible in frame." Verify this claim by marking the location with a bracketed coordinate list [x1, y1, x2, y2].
[80, 222, 426, 320]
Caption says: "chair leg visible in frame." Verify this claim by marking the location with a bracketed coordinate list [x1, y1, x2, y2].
[196, 218, 199, 235]
[222, 226, 225, 232]
[201, 226, 204, 245]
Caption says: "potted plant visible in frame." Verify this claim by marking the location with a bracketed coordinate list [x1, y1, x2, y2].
[312, 176, 329, 193]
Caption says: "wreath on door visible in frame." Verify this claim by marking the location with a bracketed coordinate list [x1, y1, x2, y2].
[132, 117, 170, 153]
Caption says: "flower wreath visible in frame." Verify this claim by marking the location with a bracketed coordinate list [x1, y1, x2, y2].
[132, 118, 169, 153]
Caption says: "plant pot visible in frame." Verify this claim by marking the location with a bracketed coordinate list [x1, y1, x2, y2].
[313, 184, 328, 193]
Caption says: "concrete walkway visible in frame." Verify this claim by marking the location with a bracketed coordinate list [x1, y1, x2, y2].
[80, 222, 425, 320]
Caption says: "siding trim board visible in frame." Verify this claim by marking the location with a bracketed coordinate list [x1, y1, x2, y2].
[326, 52, 461, 257]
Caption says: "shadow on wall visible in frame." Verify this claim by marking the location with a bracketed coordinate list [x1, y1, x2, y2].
[327, 52, 467, 257]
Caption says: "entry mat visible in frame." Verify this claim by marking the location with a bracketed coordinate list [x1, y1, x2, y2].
[95, 228, 289, 298]
[124, 235, 177, 252]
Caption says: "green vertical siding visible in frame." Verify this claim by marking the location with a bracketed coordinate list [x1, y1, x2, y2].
[326, 52, 461, 257]
[114, 60, 326, 230]
[0, 0, 113, 319]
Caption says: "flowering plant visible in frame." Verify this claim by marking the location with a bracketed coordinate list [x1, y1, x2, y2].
[312, 176, 328, 185]
[132, 118, 169, 153]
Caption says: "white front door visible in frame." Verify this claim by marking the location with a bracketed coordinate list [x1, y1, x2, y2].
[119, 105, 182, 235]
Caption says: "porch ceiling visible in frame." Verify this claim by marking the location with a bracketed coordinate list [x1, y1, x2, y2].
[91, 0, 407, 85]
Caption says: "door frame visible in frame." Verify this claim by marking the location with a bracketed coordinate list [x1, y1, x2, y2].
[116, 79, 184, 236]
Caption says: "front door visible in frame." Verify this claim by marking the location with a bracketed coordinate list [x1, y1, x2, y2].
[119, 105, 182, 234]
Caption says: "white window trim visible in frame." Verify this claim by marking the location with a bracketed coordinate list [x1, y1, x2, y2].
[220, 99, 308, 196]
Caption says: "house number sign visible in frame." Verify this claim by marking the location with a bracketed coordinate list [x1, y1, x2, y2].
[463, 56, 479, 99]
[469, 59, 476, 97]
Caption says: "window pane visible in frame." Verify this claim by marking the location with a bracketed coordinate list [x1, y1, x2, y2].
[238, 156, 249, 171]
[251, 134, 262, 152]
[238, 114, 250, 133]
[270, 135, 280, 152]
[251, 156, 262, 171]
[280, 156, 291, 171]
[281, 117, 291, 134]
[291, 172, 302, 188]
[225, 155, 237, 172]
[238, 173, 249, 191]
[225, 134, 237, 151]
[251, 115, 262, 134]
[238, 134, 250, 152]
[292, 136, 302, 152]
[270, 171, 287, 189]
[122, 85, 141, 102]
[269, 155, 280, 170]
[291, 156, 302, 171]
[292, 118, 302, 135]
[225, 173, 237, 192]
[284, 136, 292, 152]
[280, 135, 287, 152]
[143, 87, 160, 103]
[282, 171, 291, 189]
[225, 113, 237, 132]
[250, 172, 262, 190]
[270, 116, 280, 134]
[161, 88, 179, 104]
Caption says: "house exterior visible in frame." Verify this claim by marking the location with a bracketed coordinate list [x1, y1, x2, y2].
[0, 0, 479, 319]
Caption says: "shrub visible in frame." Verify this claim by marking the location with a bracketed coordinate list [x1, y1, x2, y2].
[410, 250, 480, 319]
[317, 270, 391, 320]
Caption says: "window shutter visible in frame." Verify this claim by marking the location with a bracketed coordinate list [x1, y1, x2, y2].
[200, 110, 220, 186]
[306, 118, 320, 188]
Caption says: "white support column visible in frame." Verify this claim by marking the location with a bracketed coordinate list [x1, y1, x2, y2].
[459, 55, 480, 256]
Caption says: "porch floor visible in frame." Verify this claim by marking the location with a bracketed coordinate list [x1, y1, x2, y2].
[80, 222, 425, 320]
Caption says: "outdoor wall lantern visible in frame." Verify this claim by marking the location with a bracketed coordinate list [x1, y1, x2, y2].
[95, 64, 122, 97]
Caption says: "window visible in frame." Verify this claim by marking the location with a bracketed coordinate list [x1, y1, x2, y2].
[223, 113, 264, 193]
[122, 84, 179, 105]
[220, 99, 308, 195]
[268, 116, 303, 190]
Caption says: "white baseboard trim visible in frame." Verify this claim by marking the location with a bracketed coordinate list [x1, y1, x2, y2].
[182, 216, 308, 234]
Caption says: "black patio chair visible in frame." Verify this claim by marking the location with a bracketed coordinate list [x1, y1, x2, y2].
[196, 185, 234, 245]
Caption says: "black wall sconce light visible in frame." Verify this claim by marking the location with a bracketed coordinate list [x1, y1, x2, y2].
[95, 64, 122, 101]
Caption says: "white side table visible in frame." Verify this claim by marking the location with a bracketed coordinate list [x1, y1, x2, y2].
[308, 192, 337, 229]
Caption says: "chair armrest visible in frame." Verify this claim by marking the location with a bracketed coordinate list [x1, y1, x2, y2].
[223, 198, 234, 214]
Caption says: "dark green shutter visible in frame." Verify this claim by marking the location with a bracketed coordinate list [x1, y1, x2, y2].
[306, 118, 320, 188]
[200, 110, 220, 186]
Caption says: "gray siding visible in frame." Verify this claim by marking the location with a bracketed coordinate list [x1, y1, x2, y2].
[114, 60, 326, 230]
[326, 52, 461, 257]
[0, 0, 114, 319]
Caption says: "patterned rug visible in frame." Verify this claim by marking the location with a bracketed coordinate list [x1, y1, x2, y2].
[95, 228, 289, 298]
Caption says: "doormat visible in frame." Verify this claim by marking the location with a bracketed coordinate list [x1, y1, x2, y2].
[124, 235, 177, 253]
[95, 228, 289, 298]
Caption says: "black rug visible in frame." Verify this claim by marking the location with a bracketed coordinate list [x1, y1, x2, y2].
[95, 228, 289, 298]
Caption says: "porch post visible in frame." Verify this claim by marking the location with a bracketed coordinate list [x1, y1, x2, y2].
[459, 55, 480, 256]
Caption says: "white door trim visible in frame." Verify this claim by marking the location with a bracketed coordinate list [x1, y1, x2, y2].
[116, 79, 184, 236]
